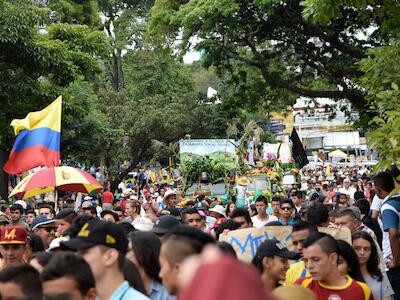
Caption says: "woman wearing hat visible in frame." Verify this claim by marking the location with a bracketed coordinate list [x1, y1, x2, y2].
[209, 205, 227, 230]
[236, 177, 250, 208]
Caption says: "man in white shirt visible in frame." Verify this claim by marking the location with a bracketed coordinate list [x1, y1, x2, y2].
[251, 195, 278, 228]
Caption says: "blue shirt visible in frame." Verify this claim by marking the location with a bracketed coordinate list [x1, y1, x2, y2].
[278, 218, 296, 225]
[149, 280, 174, 300]
[107, 281, 150, 300]
[381, 195, 400, 231]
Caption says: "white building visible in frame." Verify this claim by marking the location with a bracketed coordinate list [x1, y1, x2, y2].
[293, 97, 365, 154]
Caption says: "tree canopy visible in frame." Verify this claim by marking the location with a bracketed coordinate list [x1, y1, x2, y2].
[147, 0, 400, 120]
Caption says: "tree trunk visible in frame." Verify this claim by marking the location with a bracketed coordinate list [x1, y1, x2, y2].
[0, 150, 9, 200]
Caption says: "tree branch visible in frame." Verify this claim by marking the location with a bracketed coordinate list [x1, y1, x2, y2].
[241, 38, 365, 102]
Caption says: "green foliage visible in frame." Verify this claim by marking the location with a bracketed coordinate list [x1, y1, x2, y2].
[357, 41, 400, 170]
[301, 0, 400, 169]
[48, 0, 101, 27]
[0, 1, 108, 153]
[61, 79, 120, 165]
[146, 0, 400, 122]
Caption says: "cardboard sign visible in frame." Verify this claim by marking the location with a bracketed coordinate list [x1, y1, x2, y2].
[219, 226, 352, 262]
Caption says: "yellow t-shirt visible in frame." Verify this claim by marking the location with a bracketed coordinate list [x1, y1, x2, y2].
[285, 260, 309, 286]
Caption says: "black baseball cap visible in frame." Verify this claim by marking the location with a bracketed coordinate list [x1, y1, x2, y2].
[61, 219, 128, 255]
[151, 215, 180, 234]
[252, 240, 300, 262]
[100, 210, 120, 222]
[55, 208, 76, 220]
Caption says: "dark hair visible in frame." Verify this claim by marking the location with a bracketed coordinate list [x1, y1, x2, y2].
[373, 171, 395, 193]
[28, 233, 45, 253]
[55, 209, 77, 224]
[181, 207, 201, 222]
[120, 222, 135, 235]
[391, 165, 400, 183]
[39, 204, 55, 215]
[306, 204, 329, 226]
[216, 241, 237, 258]
[280, 198, 294, 208]
[30, 251, 53, 269]
[215, 219, 241, 240]
[265, 221, 282, 226]
[10, 204, 24, 214]
[26, 210, 37, 217]
[352, 231, 382, 281]
[309, 193, 321, 202]
[225, 201, 236, 216]
[0, 264, 42, 300]
[249, 204, 257, 215]
[355, 199, 370, 216]
[292, 221, 318, 234]
[42, 252, 95, 295]
[163, 225, 215, 265]
[303, 232, 339, 255]
[114, 206, 123, 212]
[231, 208, 252, 224]
[123, 259, 147, 295]
[336, 240, 364, 282]
[128, 231, 161, 282]
[354, 191, 365, 201]
[271, 196, 282, 203]
[292, 191, 303, 199]
[255, 195, 268, 205]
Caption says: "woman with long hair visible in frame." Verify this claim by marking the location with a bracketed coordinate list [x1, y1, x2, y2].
[127, 231, 172, 300]
[336, 239, 364, 282]
[352, 231, 394, 300]
[225, 201, 236, 218]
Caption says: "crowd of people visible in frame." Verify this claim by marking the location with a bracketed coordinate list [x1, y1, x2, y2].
[0, 165, 399, 300]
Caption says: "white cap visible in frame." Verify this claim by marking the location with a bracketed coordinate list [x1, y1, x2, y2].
[15, 200, 27, 210]
[209, 205, 227, 218]
[47, 236, 70, 252]
[133, 218, 154, 231]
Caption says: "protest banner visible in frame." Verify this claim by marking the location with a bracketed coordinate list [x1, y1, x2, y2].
[219, 226, 352, 262]
[179, 139, 236, 168]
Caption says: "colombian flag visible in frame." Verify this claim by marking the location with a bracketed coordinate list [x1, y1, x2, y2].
[3, 96, 62, 175]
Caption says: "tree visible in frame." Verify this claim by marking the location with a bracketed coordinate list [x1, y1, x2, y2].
[48, 0, 101, 27]
[97, 0, 155, 91]
[108, 50, 229, 191]
[300, 0, 400, 170]
[147, 0, 400, 119]
[0, 0, 109, 198]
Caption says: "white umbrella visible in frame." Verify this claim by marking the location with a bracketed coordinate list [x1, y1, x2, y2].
[328, 149, 348, 159]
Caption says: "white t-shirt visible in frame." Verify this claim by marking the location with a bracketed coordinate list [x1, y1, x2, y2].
[371, 195, 384, 212]
[338, 186, 356, 200]
[252, 215, 278, 228]
[118, 181, 126, 192]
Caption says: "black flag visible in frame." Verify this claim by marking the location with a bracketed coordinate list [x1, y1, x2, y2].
[290, 128, 309, 168]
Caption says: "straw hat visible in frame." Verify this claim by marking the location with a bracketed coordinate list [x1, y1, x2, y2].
[163, 189, 177, 201]
[237, 177, 250, 186]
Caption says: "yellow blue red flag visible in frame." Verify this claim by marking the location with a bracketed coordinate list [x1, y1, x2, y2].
[3, 96, 62, 175]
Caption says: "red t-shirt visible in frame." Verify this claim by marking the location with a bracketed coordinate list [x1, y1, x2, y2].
[295, 276, 374, 300]
[102, 191, 114, 204]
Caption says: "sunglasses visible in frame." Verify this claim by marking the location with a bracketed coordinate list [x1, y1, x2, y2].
[40, 227, 55, 233]
[281, 207, 292, 211]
